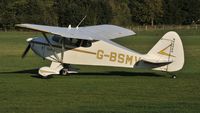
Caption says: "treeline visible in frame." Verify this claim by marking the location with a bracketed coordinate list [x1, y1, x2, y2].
[0, 0, 200, 30]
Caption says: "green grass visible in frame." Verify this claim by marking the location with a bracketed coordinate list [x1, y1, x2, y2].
[0, 29, 200, 113]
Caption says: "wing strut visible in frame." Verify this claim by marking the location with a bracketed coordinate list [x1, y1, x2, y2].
[61, 37, 65, 63]
[42, 33, 60, 63]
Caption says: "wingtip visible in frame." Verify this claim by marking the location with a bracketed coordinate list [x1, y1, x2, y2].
[15, 23, 32, 27]
[15, 24, 27, 27]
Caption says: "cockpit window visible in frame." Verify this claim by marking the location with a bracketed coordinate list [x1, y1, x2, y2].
[52, 35, 92, 47]
[52, 35, 62, 43]
[63, 38, 79, 46]
[52, 35, 78, 47]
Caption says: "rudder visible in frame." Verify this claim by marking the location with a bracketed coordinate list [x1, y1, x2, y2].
[147, 31, 184, 72]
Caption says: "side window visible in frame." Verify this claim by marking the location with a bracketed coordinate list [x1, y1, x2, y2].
[81, 40, 92, 47]
[63, 38, 78, 46]
[76, 40, 92, 47]
[52, 35, 92, 48]
[52, 35, 62, 43]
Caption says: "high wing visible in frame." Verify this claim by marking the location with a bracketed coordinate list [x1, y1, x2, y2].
[16, 24, 135, 41]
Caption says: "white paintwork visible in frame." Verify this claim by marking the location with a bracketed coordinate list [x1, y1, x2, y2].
[16, 24, 185, 77]
[39, 62, 63, 77]
[53, 41, 142, 68]
[16, 24, 135, 41]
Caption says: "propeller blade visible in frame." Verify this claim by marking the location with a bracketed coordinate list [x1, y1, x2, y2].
[22, 44, 31, 59]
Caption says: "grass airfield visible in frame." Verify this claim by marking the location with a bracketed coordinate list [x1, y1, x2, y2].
[0, 29, 200, 113]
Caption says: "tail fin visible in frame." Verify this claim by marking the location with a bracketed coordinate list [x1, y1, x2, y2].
[147, 31, 184, 72]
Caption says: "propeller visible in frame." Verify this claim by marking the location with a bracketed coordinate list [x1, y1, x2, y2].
[21, 44, 31, 59]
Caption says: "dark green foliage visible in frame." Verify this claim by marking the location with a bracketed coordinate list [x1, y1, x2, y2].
[54, 0, 112, 27]
[0, 0, 16, 30]
[0, 0, 200, 30]
[163, 0, 200, 25]
[129, 0, 163, 26]
[109, 0, 132, 26]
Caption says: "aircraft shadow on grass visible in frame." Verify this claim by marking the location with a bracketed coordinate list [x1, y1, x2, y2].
[0, 68, 164, 79]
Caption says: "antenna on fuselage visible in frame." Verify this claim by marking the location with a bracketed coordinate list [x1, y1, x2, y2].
[76, 15, 87, 30]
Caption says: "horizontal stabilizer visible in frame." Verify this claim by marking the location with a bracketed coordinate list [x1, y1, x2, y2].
[142, 58, 173, 64]
[135, 58, 173, 68]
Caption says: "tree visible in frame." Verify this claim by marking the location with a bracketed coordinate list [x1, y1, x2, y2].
[0, 0, 16, 30]
[146, 0, 163, 26]
[108, 0, 132, 26]
[54, 0, 89, 26]
[129, 0, 163, 26]
[163, 0, 185, 24]
[186, 0, 200, 24]
[92, 0, 112, 25]
[54, 0, 112, 27]
[1, 0, 200, 30]
[163, 0, 200, 25]
[19, 0, 57, 25]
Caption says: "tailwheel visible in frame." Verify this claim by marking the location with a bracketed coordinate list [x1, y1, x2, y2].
[167, 72, 176, 79]
[172, 75, 176, 79]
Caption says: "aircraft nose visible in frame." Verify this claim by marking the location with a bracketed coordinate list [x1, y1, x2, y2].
[27, 37, 46, 58]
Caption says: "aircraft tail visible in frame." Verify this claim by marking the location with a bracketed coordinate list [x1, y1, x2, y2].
[145, 31, 184, 72]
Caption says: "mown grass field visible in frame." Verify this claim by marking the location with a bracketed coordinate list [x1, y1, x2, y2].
[0, 29, 199, 113]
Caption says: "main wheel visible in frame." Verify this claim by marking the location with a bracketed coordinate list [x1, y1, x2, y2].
[60, 69, 69, 76]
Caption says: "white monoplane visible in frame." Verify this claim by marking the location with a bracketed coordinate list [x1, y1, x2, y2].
[16, 24, 184, 78]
